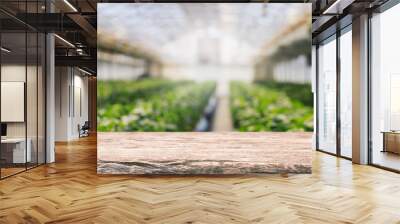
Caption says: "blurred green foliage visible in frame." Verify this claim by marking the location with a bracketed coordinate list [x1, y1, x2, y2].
[98, 78, 313, 132]
[98, 79, 216, 132]
[256, 81, 313, 107]
[230, 81, 313, 132]
[98, 79, 188, 108]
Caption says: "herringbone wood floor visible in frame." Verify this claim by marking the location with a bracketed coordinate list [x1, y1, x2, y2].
[1, 135, 400, 224]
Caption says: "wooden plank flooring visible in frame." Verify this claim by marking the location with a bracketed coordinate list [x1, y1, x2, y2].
[1, 135, 400, 223]
[98, 132, 312, 175]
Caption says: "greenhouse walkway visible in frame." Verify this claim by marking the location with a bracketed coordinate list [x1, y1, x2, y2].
[212, 82, 233, 131]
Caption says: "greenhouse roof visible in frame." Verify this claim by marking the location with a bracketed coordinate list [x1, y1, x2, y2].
[98, 3, 310, 66]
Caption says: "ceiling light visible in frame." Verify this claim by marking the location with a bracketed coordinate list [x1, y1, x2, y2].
[78, 67, 93, 76]
[54, 34, 75, 48]
[1, 47, 11, 53]
[76, 48, 85, 55]
[63, 0, 78, 12]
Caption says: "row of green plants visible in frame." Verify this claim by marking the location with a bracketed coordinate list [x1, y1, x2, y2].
[98, 79, 189, 108]
[256, 81, 313, 107]
[98, 80, 216, 132]
[230, 81, 313, 132]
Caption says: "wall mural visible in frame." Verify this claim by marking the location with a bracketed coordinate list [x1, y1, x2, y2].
[97, 3, 313, 175]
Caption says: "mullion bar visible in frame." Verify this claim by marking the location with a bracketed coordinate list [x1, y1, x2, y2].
[44, 0, 47, 164]
[367, 11, 373, 165]
[315, 44, 320, 150]
[36, 0, 39, 168]
[25, 0, 28, 171]
[336, 26, 341, 157]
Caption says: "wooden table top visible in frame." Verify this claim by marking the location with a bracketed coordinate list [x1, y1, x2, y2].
[98, 132, 312, 175]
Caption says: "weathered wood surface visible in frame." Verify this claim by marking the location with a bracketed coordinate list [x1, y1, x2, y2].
[98, 132, 312, 174]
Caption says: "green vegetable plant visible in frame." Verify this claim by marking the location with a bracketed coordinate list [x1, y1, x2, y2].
[230, 81, 313, 132]
[98, 79, 216, 132]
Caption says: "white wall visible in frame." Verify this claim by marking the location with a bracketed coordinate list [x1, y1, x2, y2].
[1, 63, 46, 164]
[71, 73, 89, 138]
[1, 65, 28, 138]
[55, 67, 69, 141]
[55, 67, 89, 141]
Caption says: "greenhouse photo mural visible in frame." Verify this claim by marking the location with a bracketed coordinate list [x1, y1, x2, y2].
[97, 3, 313, 174]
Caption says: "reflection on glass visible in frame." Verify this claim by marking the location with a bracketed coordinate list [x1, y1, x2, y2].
[318, 36, 337, 154]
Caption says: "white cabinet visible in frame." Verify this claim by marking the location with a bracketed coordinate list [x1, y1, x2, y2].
[1, 138, 32, 163]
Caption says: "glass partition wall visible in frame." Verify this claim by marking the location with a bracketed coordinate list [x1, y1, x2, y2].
[317, 35, 337, 154]
[316, 0, 400, 171]
[0, 3, 46, 179]
[0, 30, 27, 177]
[370, 3, 400, 171]
[316, 25, 352, 159]
[339, 27, 352, 159]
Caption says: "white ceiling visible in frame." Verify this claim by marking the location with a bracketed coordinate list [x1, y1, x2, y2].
[98, 3, 310, 66]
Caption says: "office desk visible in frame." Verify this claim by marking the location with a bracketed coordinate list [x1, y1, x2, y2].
[1, 138, 31, 163]
[382, 131, 400, 154]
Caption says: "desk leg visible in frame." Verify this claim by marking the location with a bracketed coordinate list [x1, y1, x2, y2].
[382, 133, 386, 153]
